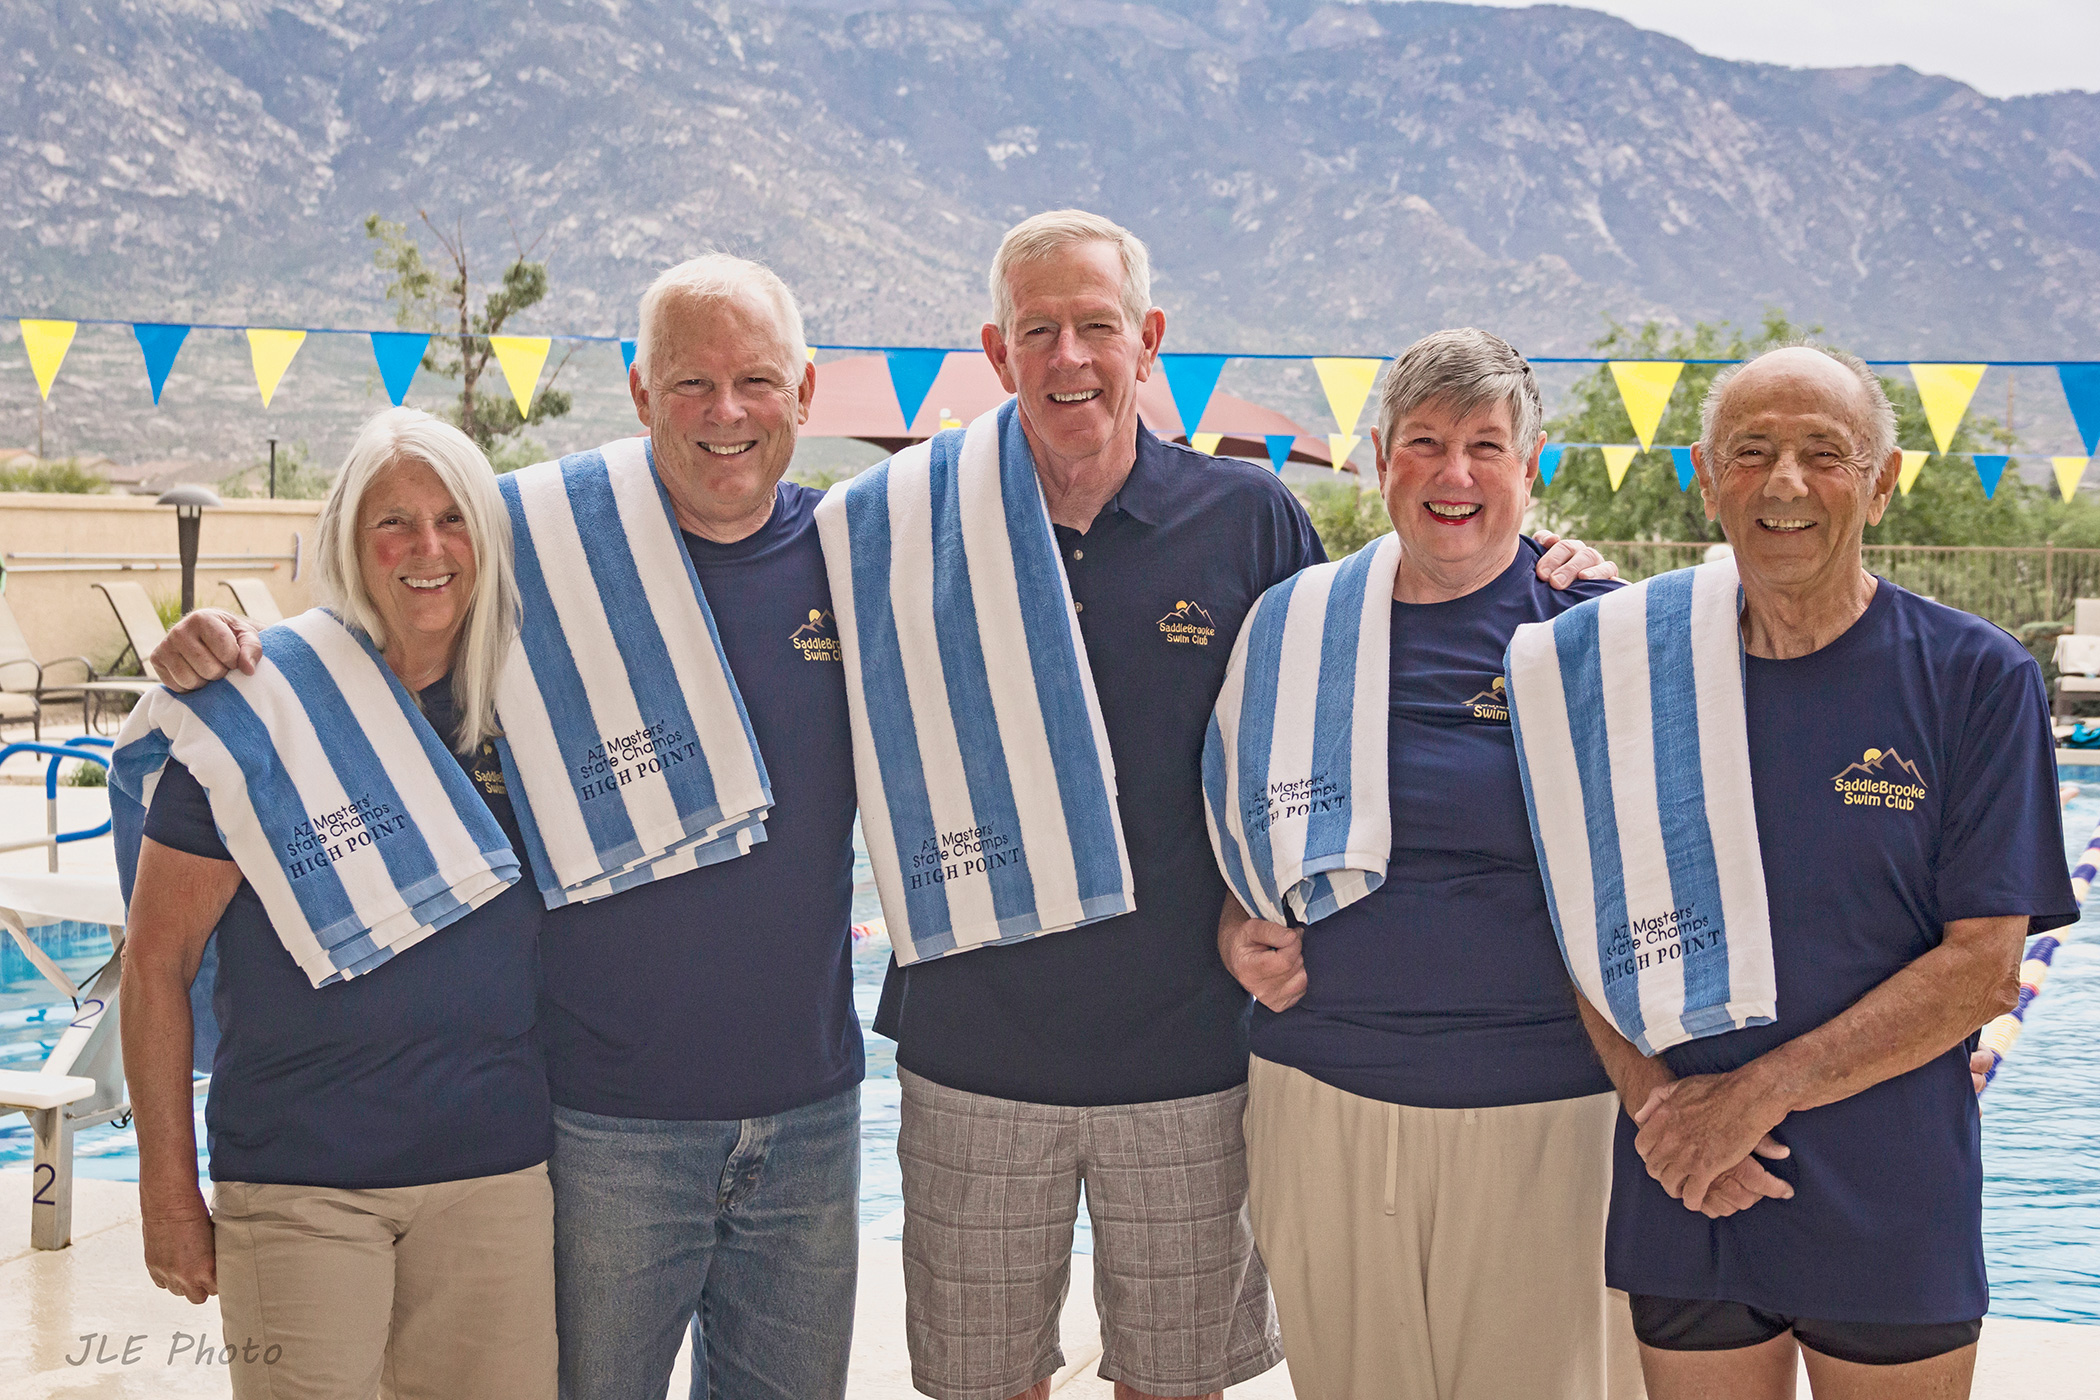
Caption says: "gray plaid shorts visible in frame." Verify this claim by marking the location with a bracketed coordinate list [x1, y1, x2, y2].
[897, 1067, 1282, 1400]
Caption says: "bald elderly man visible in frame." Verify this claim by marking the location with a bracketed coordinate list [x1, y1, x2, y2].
[1573, 345, 2075, 1400]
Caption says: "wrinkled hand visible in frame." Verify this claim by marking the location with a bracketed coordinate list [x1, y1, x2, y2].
[1531, 531, 1620, 589]
[151, 608, 261, 692]
[143, 1210, 218, 1304]
[1221, 915, 1307, 1013]
[1687, 1135, 1794, 1218]
[1971, 1048, 1995, 1095]
[1632, 1072, 1790, 1212]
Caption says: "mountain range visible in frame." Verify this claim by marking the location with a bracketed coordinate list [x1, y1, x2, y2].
[5, 0, 2099, 466]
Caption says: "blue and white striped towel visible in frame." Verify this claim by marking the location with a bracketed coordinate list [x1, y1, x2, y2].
[1203, 534, 1402, 926]
[1503, 557, 1776, 1055]
[496, 438, 772, 907]
[815, 399, 1134, 965]
[109, 610, 521, 989]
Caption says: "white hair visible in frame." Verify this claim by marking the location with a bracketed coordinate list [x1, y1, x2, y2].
[315, 408, 518, 755]
[634, 253, 807, 378]
[1375, 327, 1543, 452]
[989, 209, 1153, 335]
[1699, 342, 1899, 466]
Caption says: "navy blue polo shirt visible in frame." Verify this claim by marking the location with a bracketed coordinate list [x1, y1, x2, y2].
[145, 676, 553, 1189]
[536, 480, 864, 1121]
[1250, 537, 1619, 1108]
[874, 424, 1325, 1106]
[1608, 582, 2076, 1322]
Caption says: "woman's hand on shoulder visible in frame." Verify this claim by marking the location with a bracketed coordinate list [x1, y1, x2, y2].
[1531, 531, 1619, 589]
[142, 1202, 218, 1304]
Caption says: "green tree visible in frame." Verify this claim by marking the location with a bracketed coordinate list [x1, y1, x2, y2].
[0, 457, 107, 492]
[1301, 479, 1392, 559]
[364, 214, 573, 452]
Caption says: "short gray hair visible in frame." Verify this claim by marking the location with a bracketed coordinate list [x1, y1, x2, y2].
[315, 408, 519, 756]
[989, 209, 1153, 335]
[1699, 342, 1898, 466]
[634, 253, 807, 378]
[1375, 328, 1542, 454]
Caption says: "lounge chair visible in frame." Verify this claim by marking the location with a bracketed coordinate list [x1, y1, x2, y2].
[219, 576, 285, 627]
[78, 581, 170, 733]
[2056, 599, 2100, 720]
[0, 593, 128, 740]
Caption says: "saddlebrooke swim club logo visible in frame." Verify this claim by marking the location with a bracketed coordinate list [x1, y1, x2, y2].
[1831, 747, 1928, 811]
[791, 608, 842, 662]
[1158, 600, 1217, 645]
[1462, 677, 1510, 722]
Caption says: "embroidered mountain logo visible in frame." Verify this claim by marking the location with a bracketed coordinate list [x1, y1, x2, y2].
[1462, 676, 1509, 722]
[1158, 600, 1217, 645]
[791, 608, 842, 662]
[1831, 747, 1928, 811]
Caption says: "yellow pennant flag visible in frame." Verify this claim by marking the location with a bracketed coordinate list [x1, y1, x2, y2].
[1191, 432, 1224, 457]
[1897, 450, 1931, 495]
[1601, 445, 1638, 491]
[1328, 434, 1362, 471]
[1607, 361, 1685, 451]
[2054, 456, 2091, 502]
[18, 319, 78, 401]
[246, 329, 307, 408]
[489, 336, 554, 417]
[1909, 364, 1987, 454]
[1314, 358, 1382, 440]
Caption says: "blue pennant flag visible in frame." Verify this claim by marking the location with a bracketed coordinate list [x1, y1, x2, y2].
[132, 323, 190, 405]
[621, 338, 638, 374]
[370, 332, 430, 406]
[1538, 443, 1567, 486]
[884, 349, 948, 433]
[1264, 434, 1294, 474]
[1161, 354, 1228, 440]
[2060, 365, 2100, 455]
[1667, 446, 1696, 491]
[1974, 454, 2011, 499]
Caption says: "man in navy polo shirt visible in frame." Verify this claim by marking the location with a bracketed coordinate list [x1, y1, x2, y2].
[150, 255, 864, 1400]
[1576, 345, 2076, 1398]
[875, 210, 1611, 1400]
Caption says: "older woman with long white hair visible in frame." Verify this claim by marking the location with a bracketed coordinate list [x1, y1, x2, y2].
[119, 408, 555, 1399]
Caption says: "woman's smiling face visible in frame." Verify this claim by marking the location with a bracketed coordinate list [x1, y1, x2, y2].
[1375, 396, 1539, 581]
[356, 457, 478, 660]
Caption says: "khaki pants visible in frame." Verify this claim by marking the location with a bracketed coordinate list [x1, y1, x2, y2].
[1245, 1057, 1643, 1400]
[212, 1162, 556, 1400]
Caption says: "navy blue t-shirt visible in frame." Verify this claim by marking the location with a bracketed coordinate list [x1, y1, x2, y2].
[536, 479, 863, 1121]
[145, 676, 552, 1189]
[1250, 538, 1619, 1108]
[1608, 581, 2077, 1322]
[875, 425, 1325, 1106]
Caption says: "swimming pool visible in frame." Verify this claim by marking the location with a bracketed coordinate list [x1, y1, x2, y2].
[7, 810, 2093, 1318]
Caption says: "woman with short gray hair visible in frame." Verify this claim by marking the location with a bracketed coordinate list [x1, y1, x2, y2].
[120, 407, 555, 1399]
[1214, 329, 1642, 1397]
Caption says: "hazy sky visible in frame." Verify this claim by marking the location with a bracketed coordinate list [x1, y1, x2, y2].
[1426, 1, 2099, 98]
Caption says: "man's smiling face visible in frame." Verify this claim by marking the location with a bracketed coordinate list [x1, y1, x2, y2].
[1695, 348, 1900, 593]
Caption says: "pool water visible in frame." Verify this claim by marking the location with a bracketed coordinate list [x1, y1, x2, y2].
[8, 810, 2093, 1315]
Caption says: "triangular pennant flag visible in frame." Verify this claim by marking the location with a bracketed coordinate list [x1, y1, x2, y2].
[1898, 450, 1930, 495]
[489, 335, 553, 417]
[806, 346, 817, 362]
[1607, 361, 1685, 451]
[370, 331, 429, 407]
[1537, 443, 1566, 486]
[1666, 445, 1696, 491]
[1191, 432, 1223, 456]
[1161, 354, 1227, 438]
[132, 323, 189, 405]
[1314, 358, 1383, 439]
[621, 339, 638, 374]
[1602, 445, 1638, 491]
[19, 319, 77, 401]
[1973, 454, 2010, 499]
[1264, 434, 1294, 474]
[246, 328, 307, 408]
[883, 348, 947, 432]
[1909, 364, 1987, 454]
[1328, 434, 1362, 471]
[2059, 365, 2100, 455]
[2052, 456, 2090, 502]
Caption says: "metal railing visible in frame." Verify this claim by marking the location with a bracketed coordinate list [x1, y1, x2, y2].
[1594, 542, 2100, 633]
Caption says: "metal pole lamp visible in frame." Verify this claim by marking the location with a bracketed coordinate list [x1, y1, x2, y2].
[154, 484, 223, 614]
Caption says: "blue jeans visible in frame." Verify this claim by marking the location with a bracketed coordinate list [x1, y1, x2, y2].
[550, 1086, 860, 1400]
